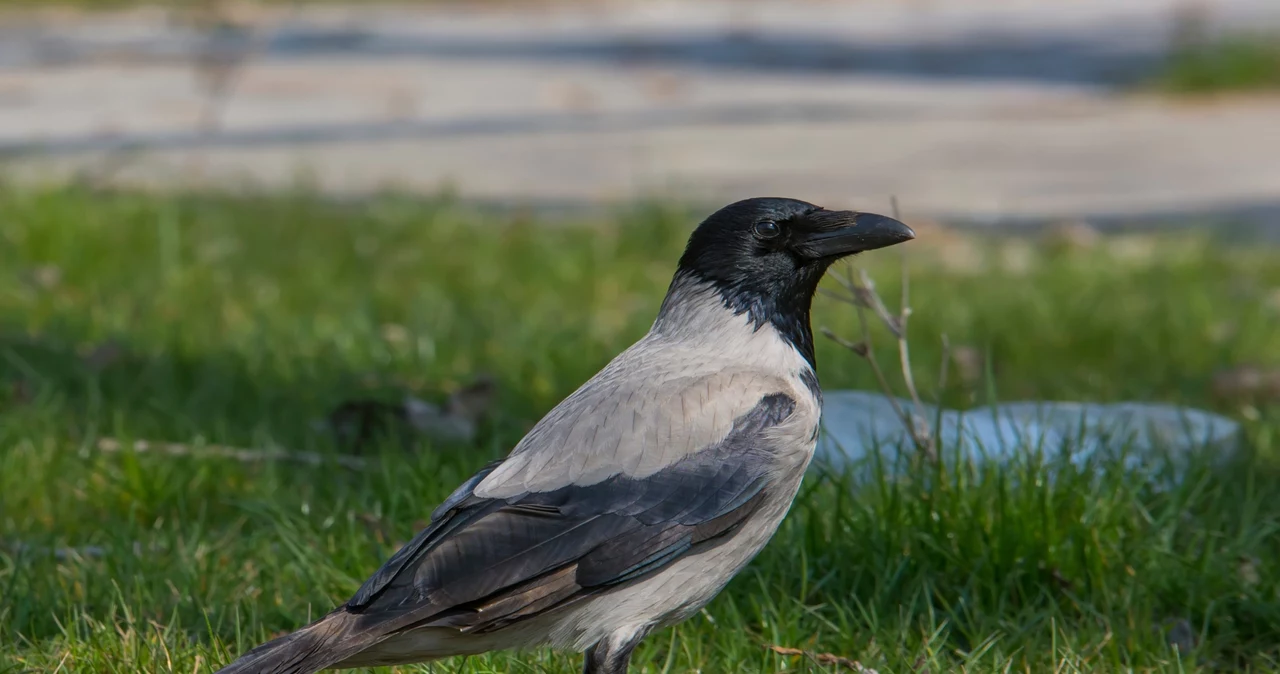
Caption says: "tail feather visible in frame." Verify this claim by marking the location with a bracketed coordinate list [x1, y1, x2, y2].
[215, 609, 377, 674]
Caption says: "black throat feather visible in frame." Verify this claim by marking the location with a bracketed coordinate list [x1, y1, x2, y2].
[660, 202, 840, 402]
[662, 264, 827, 374]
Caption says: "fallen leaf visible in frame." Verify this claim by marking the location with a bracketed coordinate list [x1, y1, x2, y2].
[1211, 366, 1280, 402]
[766, 645, 879, 673]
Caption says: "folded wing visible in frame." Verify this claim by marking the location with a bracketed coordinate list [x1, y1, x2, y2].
[342, 391, 796, 638]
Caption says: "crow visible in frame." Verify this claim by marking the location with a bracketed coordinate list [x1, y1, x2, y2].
[214, 197, 914, 674]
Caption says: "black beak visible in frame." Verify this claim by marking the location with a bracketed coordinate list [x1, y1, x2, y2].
[795, 211, 916, 259]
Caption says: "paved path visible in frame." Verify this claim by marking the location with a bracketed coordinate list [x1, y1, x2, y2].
[1, 0, 1279, 227]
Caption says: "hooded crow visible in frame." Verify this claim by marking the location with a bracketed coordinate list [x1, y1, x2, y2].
[213, 197, 915, 674]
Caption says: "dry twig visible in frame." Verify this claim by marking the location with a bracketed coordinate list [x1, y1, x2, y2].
[766, 645, 880, 673]
[96, 437, 369, 471]
[819, 199, 940, 460]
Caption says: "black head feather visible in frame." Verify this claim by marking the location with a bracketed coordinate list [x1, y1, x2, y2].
[666, 197, 913, 369]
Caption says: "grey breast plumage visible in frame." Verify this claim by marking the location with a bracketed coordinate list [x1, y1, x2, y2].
[332, 279, 820, 648]
[345, 290, 817, 618]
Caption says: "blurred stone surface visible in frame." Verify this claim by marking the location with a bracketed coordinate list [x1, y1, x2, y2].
[817, 390, 1241, 484]
[0, 0, 1278, 229]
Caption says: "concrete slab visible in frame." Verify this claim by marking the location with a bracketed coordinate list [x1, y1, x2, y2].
[1, 0, 1279, 227]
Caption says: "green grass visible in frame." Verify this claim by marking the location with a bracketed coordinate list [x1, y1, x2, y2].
[2, 185, 1280, 673]
[1150, 33, 1280, 95]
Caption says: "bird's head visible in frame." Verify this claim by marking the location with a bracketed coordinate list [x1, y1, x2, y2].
[662, 197, 915, 365]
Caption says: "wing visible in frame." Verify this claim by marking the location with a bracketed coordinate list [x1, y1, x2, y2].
[341, 392, 796, 638]
[475, 367, 796, 498]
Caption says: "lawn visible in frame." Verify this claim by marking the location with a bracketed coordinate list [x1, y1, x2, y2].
[1150, 32, 1280, 96]
[2, 185, 1279, 673]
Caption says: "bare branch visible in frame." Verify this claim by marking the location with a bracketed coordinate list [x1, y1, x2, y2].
[817, 286, 863, 306]
[887, 254, 935, 457]
[856, 269, 903, 339]
[820, 272, 920, 449]
[819, 199, 940, 459]
[820, 326, 869, 358]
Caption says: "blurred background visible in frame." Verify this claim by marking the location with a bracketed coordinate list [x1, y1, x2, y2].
[2, 0, 1279, 231]
[4, 1, 1280, 673]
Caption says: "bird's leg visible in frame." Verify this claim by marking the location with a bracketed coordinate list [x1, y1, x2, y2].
[582, 627, 649, 674]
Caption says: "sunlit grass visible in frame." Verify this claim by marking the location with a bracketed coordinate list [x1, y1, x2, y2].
[1151, 33, 1280, 95]
[2, 185, 1279, 672]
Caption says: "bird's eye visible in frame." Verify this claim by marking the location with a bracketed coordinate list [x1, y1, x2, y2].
[753, 220, 781, 239]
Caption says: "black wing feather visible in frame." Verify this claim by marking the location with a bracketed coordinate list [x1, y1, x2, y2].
[342, 392, 796, 636]
[348, 460, 503, 608]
